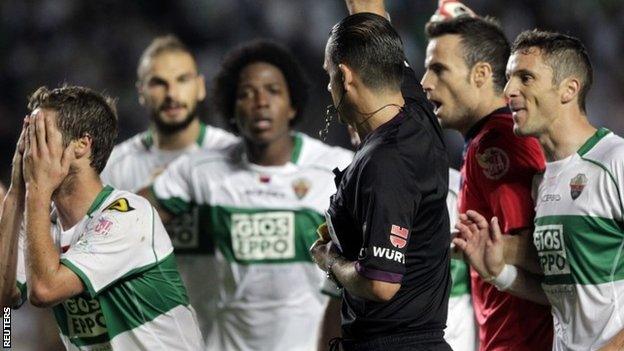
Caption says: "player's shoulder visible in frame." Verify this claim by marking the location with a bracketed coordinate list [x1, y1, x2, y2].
[97, 188, 151, 218]
[106, 132, 150, 166]
[200, 124, 238, 149]
[477, 115, 541, 154]
[184, 140, 242, 170]
[295, 132, 353, 171]
[581, 129, 624, 166]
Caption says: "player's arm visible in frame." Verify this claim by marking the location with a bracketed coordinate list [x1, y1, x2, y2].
[21, 112, 84, 307]
[137, 154, 195, 224]
[137, 186, 173, 223]
[311, 242, 400, 302]
[317, 296, 342, 351]
[1, 119, 30, 308]
[453, 210, 549, 305]
[0, 190, 25, 308]
[503, 228, 542, 274]
[24, 191, 84, 307]
[345, 0, 385, 16]
[599, 329, 624, 351]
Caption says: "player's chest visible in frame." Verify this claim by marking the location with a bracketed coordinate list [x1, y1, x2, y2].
[195, 168, 334, 210]
[535, 162, 620, 219]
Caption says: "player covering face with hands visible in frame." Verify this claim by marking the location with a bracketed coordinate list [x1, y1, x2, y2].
[0, 86, 203, 351]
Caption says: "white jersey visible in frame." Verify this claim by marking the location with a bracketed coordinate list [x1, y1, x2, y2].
[102, 123, 237, 191]
[100, 122, 237, 337]
[534, 129, 624, 350]
[446, 168, 477, 351]
[16, 187, 203, 350]
[152, 133, 353, 351]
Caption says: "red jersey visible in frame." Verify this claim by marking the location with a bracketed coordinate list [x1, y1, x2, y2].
[459, 109, 553, 351]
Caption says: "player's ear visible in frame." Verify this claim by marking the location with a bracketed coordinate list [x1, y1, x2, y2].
[472, 62, 493, 89]
[338, 64, 354, 92]
[196, 74, 206, 102]
[136, 81, 146, 106]
[72, 134, 93, 159]
[560, 76, 580, 106]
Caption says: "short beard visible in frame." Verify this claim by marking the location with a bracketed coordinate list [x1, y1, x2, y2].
[151, 105, 198, 135]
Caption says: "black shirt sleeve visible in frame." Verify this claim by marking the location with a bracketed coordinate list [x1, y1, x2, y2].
[401, 62, 429, 105]
[354, 149, 420, 283]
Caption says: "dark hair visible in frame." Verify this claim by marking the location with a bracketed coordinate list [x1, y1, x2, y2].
[425, 16, 510, 92]
[28, 85, 118, 173]
[137, 34, 197, 81]
[327, 13, 405, 92]
[512, 30, 593, 113]
[213, 40, 309, 132]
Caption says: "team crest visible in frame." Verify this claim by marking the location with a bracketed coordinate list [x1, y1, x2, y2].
[104, 198, 135, 212]
[476, 147, 510, 180]
[389, 225, 409, 249]
[292, 178, 311, 199]
[570, 173, 588, 200]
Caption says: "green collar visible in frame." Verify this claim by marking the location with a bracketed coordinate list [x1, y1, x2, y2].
[290, 133, 303, 164]
[86, 185, 114, 216]
[142, 122, 207, 149]
[577, 127, 611, 157]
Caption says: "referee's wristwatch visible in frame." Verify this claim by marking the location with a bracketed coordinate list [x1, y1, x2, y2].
[326, 255, 342, 288]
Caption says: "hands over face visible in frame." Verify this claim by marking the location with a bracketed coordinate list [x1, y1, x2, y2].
[23, 109, 75, 197]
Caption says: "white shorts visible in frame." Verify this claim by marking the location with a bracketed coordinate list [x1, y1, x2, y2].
[445, 294, 478, 351]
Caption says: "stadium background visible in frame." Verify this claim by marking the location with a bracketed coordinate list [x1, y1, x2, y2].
[0, 0, 623, 349]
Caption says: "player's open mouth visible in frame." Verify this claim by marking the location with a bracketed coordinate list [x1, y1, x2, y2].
[161, 104, 186, 117]
[510, 106, 527, 121]
[431, 100, 442, 113]
[252, 117, 272, 130]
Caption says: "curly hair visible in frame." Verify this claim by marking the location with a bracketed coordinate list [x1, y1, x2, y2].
[213, 40, 309, 132]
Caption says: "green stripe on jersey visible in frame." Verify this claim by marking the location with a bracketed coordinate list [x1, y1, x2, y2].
[152, 185, 191, 215]
[535, 215, 624, 285]
[450, 258, 470, 297]
[203, 205, 324, 264]
[87, 185, 114, 217]
[54, 253, 189, 347]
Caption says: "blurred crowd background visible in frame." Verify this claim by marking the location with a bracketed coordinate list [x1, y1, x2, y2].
[1, 0, 624, 184]
[1, 0, 623, 350]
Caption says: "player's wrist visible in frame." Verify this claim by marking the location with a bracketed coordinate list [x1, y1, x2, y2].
[485, 264, 518, 291]
[325, 254, 342, 288]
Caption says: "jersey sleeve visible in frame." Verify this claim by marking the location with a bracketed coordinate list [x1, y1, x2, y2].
[465, 121, 545, 233]
[354, 152, 418, 284]
[60, 197, 165, 298]
[151, 153, 195, 215]
[14, 229, 28, 308]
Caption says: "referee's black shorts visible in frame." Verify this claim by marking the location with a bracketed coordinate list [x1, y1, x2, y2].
[330, 330, 452, 351]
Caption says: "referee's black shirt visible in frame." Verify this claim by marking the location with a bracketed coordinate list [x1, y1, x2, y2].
[327, 66, 451, 341]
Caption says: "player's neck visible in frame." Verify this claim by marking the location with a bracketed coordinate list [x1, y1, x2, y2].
[353, 90, 405, 138]
[52, 171, 104, 230]
[540, 112, 596, 162]
[244, 133, 294, 167]
[153, 118, 201, 151]
[460, 96, 508, 137]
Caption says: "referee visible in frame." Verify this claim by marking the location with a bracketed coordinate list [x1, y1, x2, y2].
[310, 0, 451, 350]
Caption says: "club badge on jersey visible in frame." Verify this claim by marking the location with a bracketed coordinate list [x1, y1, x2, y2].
[570, 173, 588, 200]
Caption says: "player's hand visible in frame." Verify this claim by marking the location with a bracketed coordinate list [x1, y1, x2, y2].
[23, 110, 75, 198]
[345, 0, 385, 16]
[453, 210, 505, 280]
[310, 239, 340, 272]
[8, 116, 30, 195]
